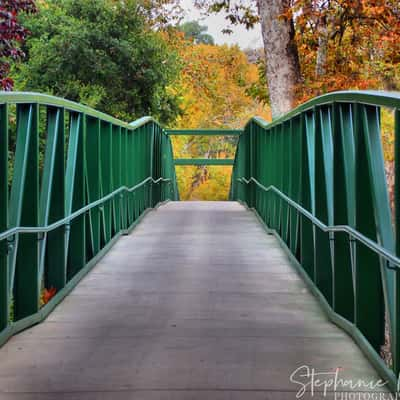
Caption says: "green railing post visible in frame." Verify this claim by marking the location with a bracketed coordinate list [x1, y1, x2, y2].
[314, 106, 334, 305]
[86, 117, 101, 256]
[39, 107, 66, 291]
[394, 109, 400, 376]
[112, 125, 122, 234]
[0, 104, 8, 330]
[11, 104, 39, 320]
[100, 121, 112, 244]
[332, 103, 355, 322]
[300, 112, 315, 281]
[65, 112, 86, 280]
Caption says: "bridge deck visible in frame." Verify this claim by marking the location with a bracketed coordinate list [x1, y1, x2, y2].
[0, 202, 384, 399]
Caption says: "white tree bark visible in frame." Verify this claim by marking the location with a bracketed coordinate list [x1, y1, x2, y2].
[257, 0, 301, 118]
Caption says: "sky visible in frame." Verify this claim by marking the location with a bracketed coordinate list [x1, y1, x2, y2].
[180, 0, 263, 49]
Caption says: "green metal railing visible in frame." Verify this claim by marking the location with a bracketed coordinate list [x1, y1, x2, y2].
[230, 90, 400, 390]
[3, 89, 400, 390]
[0, 92, 178, 346]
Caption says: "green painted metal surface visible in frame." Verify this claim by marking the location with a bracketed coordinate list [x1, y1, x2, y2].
[3, 90, 400, 392]
[230, 90, 400, 391]
[0, 92, 178, 347]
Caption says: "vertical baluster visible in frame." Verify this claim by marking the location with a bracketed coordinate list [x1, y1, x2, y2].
[170, 137, 178, 200]
[129, 129, 136, 222]
[281, 122, 290, 244]
[254, 125, 258, 210]
[100, 121, 112, 243]
[150, 123, 155, 207]
[265, 128, 272, 225]
[112, 126, 121, 234]
[289, 116, 301, 258]
[261, 129, 267, 222]
[66, 112, 85, 280]
[10, 104, 39, 320]
[121, 128, 128, 230]
[333, 103, 356, 321]
[271, 127, 277, 230]
[156, 126, 161, 204]
[394, 109, 400, 375]
[314, 106, 334, 305]
[86, 117, 101, 256]
[249, 123, 254, 208]
[300, 112, 315, 281]
[39, 106, 66, 291]
[276, 125, 283, 233]
[354, 104, 392, 351]
[0, 104, 8, 330]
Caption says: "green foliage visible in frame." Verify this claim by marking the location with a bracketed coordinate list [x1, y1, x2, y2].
[246, 57, 269, 105]
[12, 0, 182, 123]
[178, 21, 215, 45]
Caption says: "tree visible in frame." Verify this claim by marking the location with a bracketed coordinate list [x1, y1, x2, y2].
[12, 0, 182, 123]
[178, 21, 215, 45]
[0, 0, 36, 90]
[293, 0, 400, 102]
[257, 0, 301, 117]
[194, 0, 400, 118]
[195, 0, 301, 118]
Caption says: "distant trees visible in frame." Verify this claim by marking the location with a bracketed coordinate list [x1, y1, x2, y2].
[294, 0, 400, 103]
[170, 40, 269, 200]
[12, 0, 182, 123]
[178, 21, 215, 45]
[0, 0, 36, 90]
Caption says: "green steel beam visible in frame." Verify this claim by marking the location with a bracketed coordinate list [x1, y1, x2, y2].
[39, 107, 66, 291]
[395, 109, 400, 375]
[0, 104, 8, 331]
[174, 159, 234, 166]
[166, 129, 242, 136]
[65, 112, 86, 280]
[12, 104, 39, 320]
[333, 103, 355, 322]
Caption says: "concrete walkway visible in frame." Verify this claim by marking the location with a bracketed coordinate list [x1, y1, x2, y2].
[0, 202, 386, 399]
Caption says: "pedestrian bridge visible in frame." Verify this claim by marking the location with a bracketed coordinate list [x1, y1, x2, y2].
[0, 91, 400, 398]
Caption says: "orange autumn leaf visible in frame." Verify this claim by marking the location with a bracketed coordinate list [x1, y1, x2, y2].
[41, 287, 57, 305]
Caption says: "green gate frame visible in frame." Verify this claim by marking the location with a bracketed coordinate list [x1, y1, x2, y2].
[166, 129, 241, 166]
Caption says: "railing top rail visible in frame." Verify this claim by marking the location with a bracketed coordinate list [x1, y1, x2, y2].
[237, 177, 400, 270]
[0, 91, 157, 130]
[0, 177, 171, 242]
[246, 90, 400, 131]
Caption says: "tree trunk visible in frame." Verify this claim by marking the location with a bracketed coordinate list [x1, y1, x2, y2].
[316, 23, 328, 77]
[257, 0, 301, 119]
[316, 11, 335, 78]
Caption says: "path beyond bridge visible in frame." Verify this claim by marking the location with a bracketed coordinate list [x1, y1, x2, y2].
[0, 202, 383, 399]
